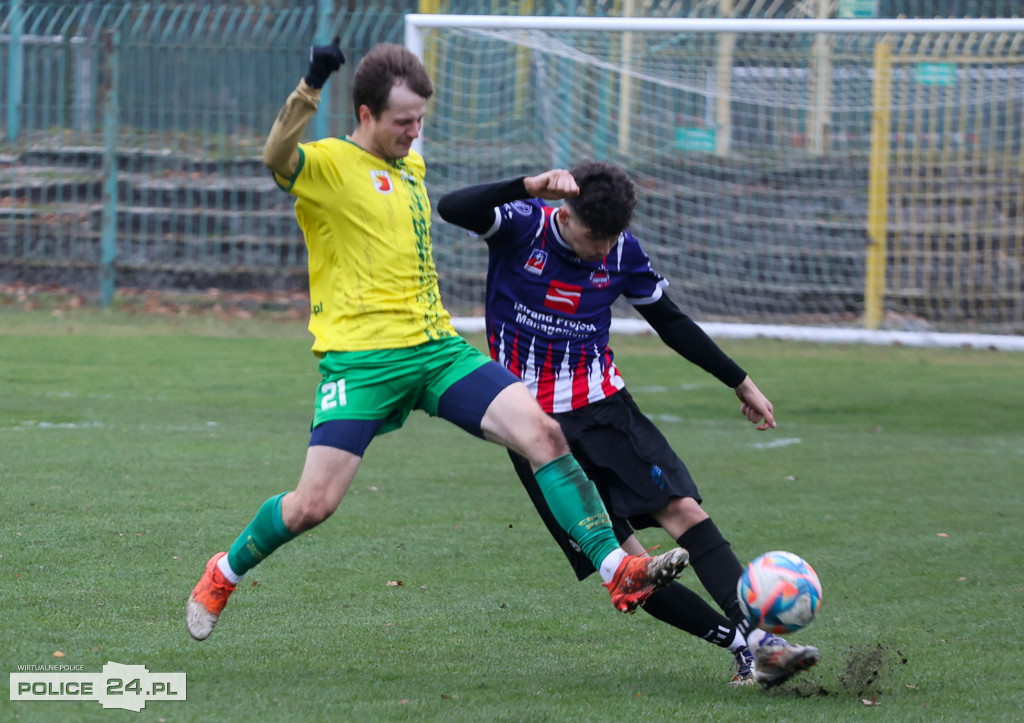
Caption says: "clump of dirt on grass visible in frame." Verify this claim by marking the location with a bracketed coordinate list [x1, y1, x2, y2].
[838, 643, 890, 698]
[779, 643, 904, 702]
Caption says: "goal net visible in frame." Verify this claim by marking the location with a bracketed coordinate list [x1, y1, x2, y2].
[409, 16, 1024, 337]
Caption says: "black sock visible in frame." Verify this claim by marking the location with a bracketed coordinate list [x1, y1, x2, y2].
[641, 581, 738, 648]
[677, 518, 748, 630]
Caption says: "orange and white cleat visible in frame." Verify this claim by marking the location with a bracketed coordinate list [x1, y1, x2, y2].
[604, 547, 689, 613]
[186, 552, 236, 641]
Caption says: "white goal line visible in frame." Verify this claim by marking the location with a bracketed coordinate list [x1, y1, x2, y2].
[450, 318, 1024, 352]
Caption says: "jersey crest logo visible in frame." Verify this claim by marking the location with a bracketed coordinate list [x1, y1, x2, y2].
[544, 280, 582, 314]
[525, 249, 548, 275]
[590, 267, 610, 288]
[370, 170, 393, 194]
[510, 201, 533, 216]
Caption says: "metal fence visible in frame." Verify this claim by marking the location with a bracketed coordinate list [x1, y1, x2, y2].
[1, 3, 410, 303]
[1, 2, 1022, 333]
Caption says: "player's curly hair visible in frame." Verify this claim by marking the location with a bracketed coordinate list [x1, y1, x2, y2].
[564, 160, 637, 238]
[352, 43, 434, 122]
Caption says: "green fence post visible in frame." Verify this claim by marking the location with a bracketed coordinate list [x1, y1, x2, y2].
[313, 0, 335, 141]
[7, 0, 23, 142]
[100, 30, 120, 307]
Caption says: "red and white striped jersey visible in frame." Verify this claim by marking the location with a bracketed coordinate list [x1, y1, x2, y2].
[481, 199, 667, 413]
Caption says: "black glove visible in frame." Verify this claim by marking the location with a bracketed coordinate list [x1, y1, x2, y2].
[304, 36, 345, 89]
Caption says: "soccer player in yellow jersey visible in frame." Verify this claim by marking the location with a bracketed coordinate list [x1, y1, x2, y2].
[186, 40, 689, 642]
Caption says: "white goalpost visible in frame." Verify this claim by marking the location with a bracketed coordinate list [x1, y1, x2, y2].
[406, 14, 1024, 351]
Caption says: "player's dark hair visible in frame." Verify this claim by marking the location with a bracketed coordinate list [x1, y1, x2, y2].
[352, 43, 434, 122]
[564, 160, 637, 238]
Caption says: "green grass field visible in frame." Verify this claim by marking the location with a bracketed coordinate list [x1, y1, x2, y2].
[2, 306, 1022, 722]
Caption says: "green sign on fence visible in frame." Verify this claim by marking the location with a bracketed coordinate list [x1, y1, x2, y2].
[837, 0, 878, 18]
[674, 127, 716, 152]
[915, 63, 958, 86]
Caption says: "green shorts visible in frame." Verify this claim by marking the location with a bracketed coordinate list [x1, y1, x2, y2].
[312, 336, 493, 436]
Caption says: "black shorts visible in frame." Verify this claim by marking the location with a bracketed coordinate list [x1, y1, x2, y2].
[510, 388, 701, 580]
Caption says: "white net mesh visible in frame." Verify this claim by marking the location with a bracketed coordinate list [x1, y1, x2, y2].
[420, 21, 1024, 334]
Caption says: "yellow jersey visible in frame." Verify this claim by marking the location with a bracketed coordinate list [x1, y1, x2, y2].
[276, 138, 455, 353]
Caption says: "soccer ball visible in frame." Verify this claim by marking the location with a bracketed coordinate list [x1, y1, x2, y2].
[737, 550, 822, 634]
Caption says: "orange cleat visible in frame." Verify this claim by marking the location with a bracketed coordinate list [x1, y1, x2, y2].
[604, 547, 689, 613]
[186, 552, 236, 641]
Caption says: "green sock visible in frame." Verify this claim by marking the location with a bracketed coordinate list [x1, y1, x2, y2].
[226, 492, 298, 576]
[533, 454, 619, 568]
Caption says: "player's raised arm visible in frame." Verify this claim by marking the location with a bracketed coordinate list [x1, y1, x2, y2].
[436, 177, 520, 234]
[263, 37, 345, 180]
[523, 169, 579, 200]
[437, 168, 581, 234]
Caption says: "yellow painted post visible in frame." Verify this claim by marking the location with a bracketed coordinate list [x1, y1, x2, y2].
[714, 0, 734, 157]
[953, 34, 970, 320]
[807, 0, 833, 155]
[514, 0, 535, 119]
[617, 0, 637, 155]
[864, 40, 893, 329]
[418, 0, 441, 89]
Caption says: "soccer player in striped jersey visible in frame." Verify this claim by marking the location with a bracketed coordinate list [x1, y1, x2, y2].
[185, 42, 689, 645]
[437, 161, 820, 687]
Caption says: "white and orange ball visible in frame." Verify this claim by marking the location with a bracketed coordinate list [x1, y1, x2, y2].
[738, 550, 822, 634]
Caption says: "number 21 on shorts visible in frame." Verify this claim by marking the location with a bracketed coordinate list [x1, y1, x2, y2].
[319, 379, 347, 410]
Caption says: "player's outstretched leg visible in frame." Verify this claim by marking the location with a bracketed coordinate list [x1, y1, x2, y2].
[186, 552, 236, 641]
[605, 547, 689, 613]
[751, 633, 820, 688]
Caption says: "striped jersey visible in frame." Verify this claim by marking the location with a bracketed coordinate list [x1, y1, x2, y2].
[481, 199, 667, 413]
[275, 138, 455, 353]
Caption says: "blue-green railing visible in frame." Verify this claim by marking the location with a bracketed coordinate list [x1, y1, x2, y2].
[1, 2, 1022, 331]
